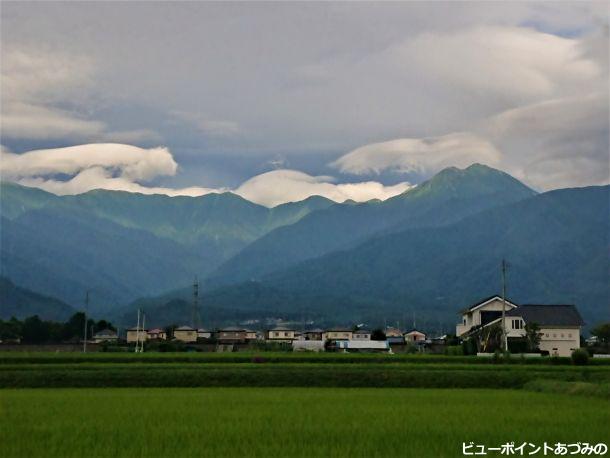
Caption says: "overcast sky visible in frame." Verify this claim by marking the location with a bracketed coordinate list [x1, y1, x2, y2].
[1, 1, 608, 206]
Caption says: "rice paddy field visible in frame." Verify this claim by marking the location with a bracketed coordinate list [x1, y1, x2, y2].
[1, 353, 609, 457]
[1, 388, 609, 458]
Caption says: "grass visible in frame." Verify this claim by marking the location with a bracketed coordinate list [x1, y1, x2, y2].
[3, 351, 609, 365]
[524, 380, 610, 400]
[1, 387, 609, 458]
[2, 362, 610, 388]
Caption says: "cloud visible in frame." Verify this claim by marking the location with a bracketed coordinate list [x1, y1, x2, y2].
[330, 133, 501, 176]
[169, 111, 241, 138]
[235, 169, 412, 207]
[384, 25, 600, 103]
[1, 144, 411, 206]
[0, 143, 215, 196]
[0, 47, 159, 142]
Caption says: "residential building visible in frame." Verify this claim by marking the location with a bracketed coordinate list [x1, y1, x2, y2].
[173, 326, 197, 343]
[147, 328, 166, 340]
[197, 329, 212, 339]
[456, 295, 518, 336]
[93, 329, 118, 343]
[352, 329, 372, 341]
[456, 297, 584, 357]
[385, 327, 403, 338]
[217, 327, 248, 343]
[504, 305, 583, 357]
[303, 329, 324, 341]
[324, 328, 353, 341]
[266, 326, 297, 343]
[404, 329, 426, 343]
[126, 327, 147, 343]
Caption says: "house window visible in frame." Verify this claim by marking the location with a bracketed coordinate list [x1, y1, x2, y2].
[284, 332, 289, 337]
[463, 318, 466, 325]
[511, 319, 522, 330]
[568, 333, 572, 338]
[274, 332, 279, 337]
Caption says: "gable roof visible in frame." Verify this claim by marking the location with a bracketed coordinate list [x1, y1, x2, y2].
[460, 295, 518, 314]
[506, 304, 584, 327]
[175, 326, 195, 331]
[147, 328, 164, 334]
[404, 329, 426, 335]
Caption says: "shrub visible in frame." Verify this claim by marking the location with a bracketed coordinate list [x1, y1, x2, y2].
[571, 349, 589, 366]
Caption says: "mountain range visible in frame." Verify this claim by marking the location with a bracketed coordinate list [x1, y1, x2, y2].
[1, 164, 608, 330]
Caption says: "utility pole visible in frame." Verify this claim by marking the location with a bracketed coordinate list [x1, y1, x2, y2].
[192, 277, 200, 330]
[83, 291, 89, 353]
[135, 308, 141, 353]
[501, 259, 508, 352]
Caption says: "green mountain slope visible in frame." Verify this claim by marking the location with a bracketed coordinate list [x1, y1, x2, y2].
[247, 185, 609, 324]
[0, 277, 76, 321]
[208, 164, 536, 286]
[0, 183, 333, 310]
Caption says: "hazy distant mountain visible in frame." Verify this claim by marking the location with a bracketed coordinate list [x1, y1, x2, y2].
[207, 185, 609, 325]
[207, 164, 537, 287]
[0, 183, 333, 311]
[0, 277, 76, 321]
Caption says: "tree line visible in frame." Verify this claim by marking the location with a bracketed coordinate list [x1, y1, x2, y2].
[0, 313, 116, 344]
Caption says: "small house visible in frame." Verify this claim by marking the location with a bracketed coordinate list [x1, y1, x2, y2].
[173, 326, 197, 343]
[217, 327, 248, 343]
[266, 326, 297, 343]
[197, 328, 212, 339]
[303, 329, 325, 341]
[324, 328, 353, 341]
[126, 327, 147, 343]
[147, 328, 167, 340]
[404, 329, 426, 343]
[93, 329, 118, 343]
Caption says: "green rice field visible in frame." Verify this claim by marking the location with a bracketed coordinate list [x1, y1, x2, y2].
[1, 387, 609, 458]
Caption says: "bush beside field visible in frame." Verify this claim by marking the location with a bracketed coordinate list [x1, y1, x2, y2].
[2, 351, 610, 365]
[2, 363, 609, 388]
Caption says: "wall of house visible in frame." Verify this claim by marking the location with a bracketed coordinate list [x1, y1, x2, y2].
[174, 330, 197, 342]
[457, 298, 516, 336]
[352, 333, 371, 340]
[126, 330, 147, 343]
[324, 331, 352, 340]
[267, 330, 295, 340]
[539, 327, 580, 357]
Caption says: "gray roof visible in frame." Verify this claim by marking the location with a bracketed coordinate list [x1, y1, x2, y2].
[218, 326, 246, 332]
[94, 329, 117, 337]
[304, 328, 324, 333]
[175, 326, 195, 331]
[506, 304, 584, 327]
[269, 326, 294, 331]
[353, 329, 371, 333]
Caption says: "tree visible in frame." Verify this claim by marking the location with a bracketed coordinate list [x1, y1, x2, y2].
[371, 328, 386, 341]
[525, 322, 542, 352]
[591, 323, 610, 345]
[22, 315, 50, 344]
[0, 317, 22, 342]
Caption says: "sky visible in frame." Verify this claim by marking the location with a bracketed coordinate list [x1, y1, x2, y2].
[0, 1, 608, 206]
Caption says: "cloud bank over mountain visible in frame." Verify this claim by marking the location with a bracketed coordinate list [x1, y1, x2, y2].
[0, 144, 412, 206]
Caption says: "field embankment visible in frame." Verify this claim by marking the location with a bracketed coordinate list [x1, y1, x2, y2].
[1, 353, 609, 388]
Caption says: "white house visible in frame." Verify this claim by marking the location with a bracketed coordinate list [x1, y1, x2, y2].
[504, 305, 583, 357]
[456, 295, 518, 336]
[457, 296, 584, 357]
[324, 328, 353, 341]
[404, 329, 426, 343]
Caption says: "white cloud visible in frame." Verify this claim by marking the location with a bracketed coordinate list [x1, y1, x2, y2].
[0, 144, 411, 206]
[235, 169, 411, 207]
[331, 133, 501, 176]
[0, 47, 159, 142]
[385, 25, 600, 103]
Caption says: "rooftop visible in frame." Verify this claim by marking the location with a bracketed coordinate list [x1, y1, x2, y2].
[506, 304, 584, 327]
